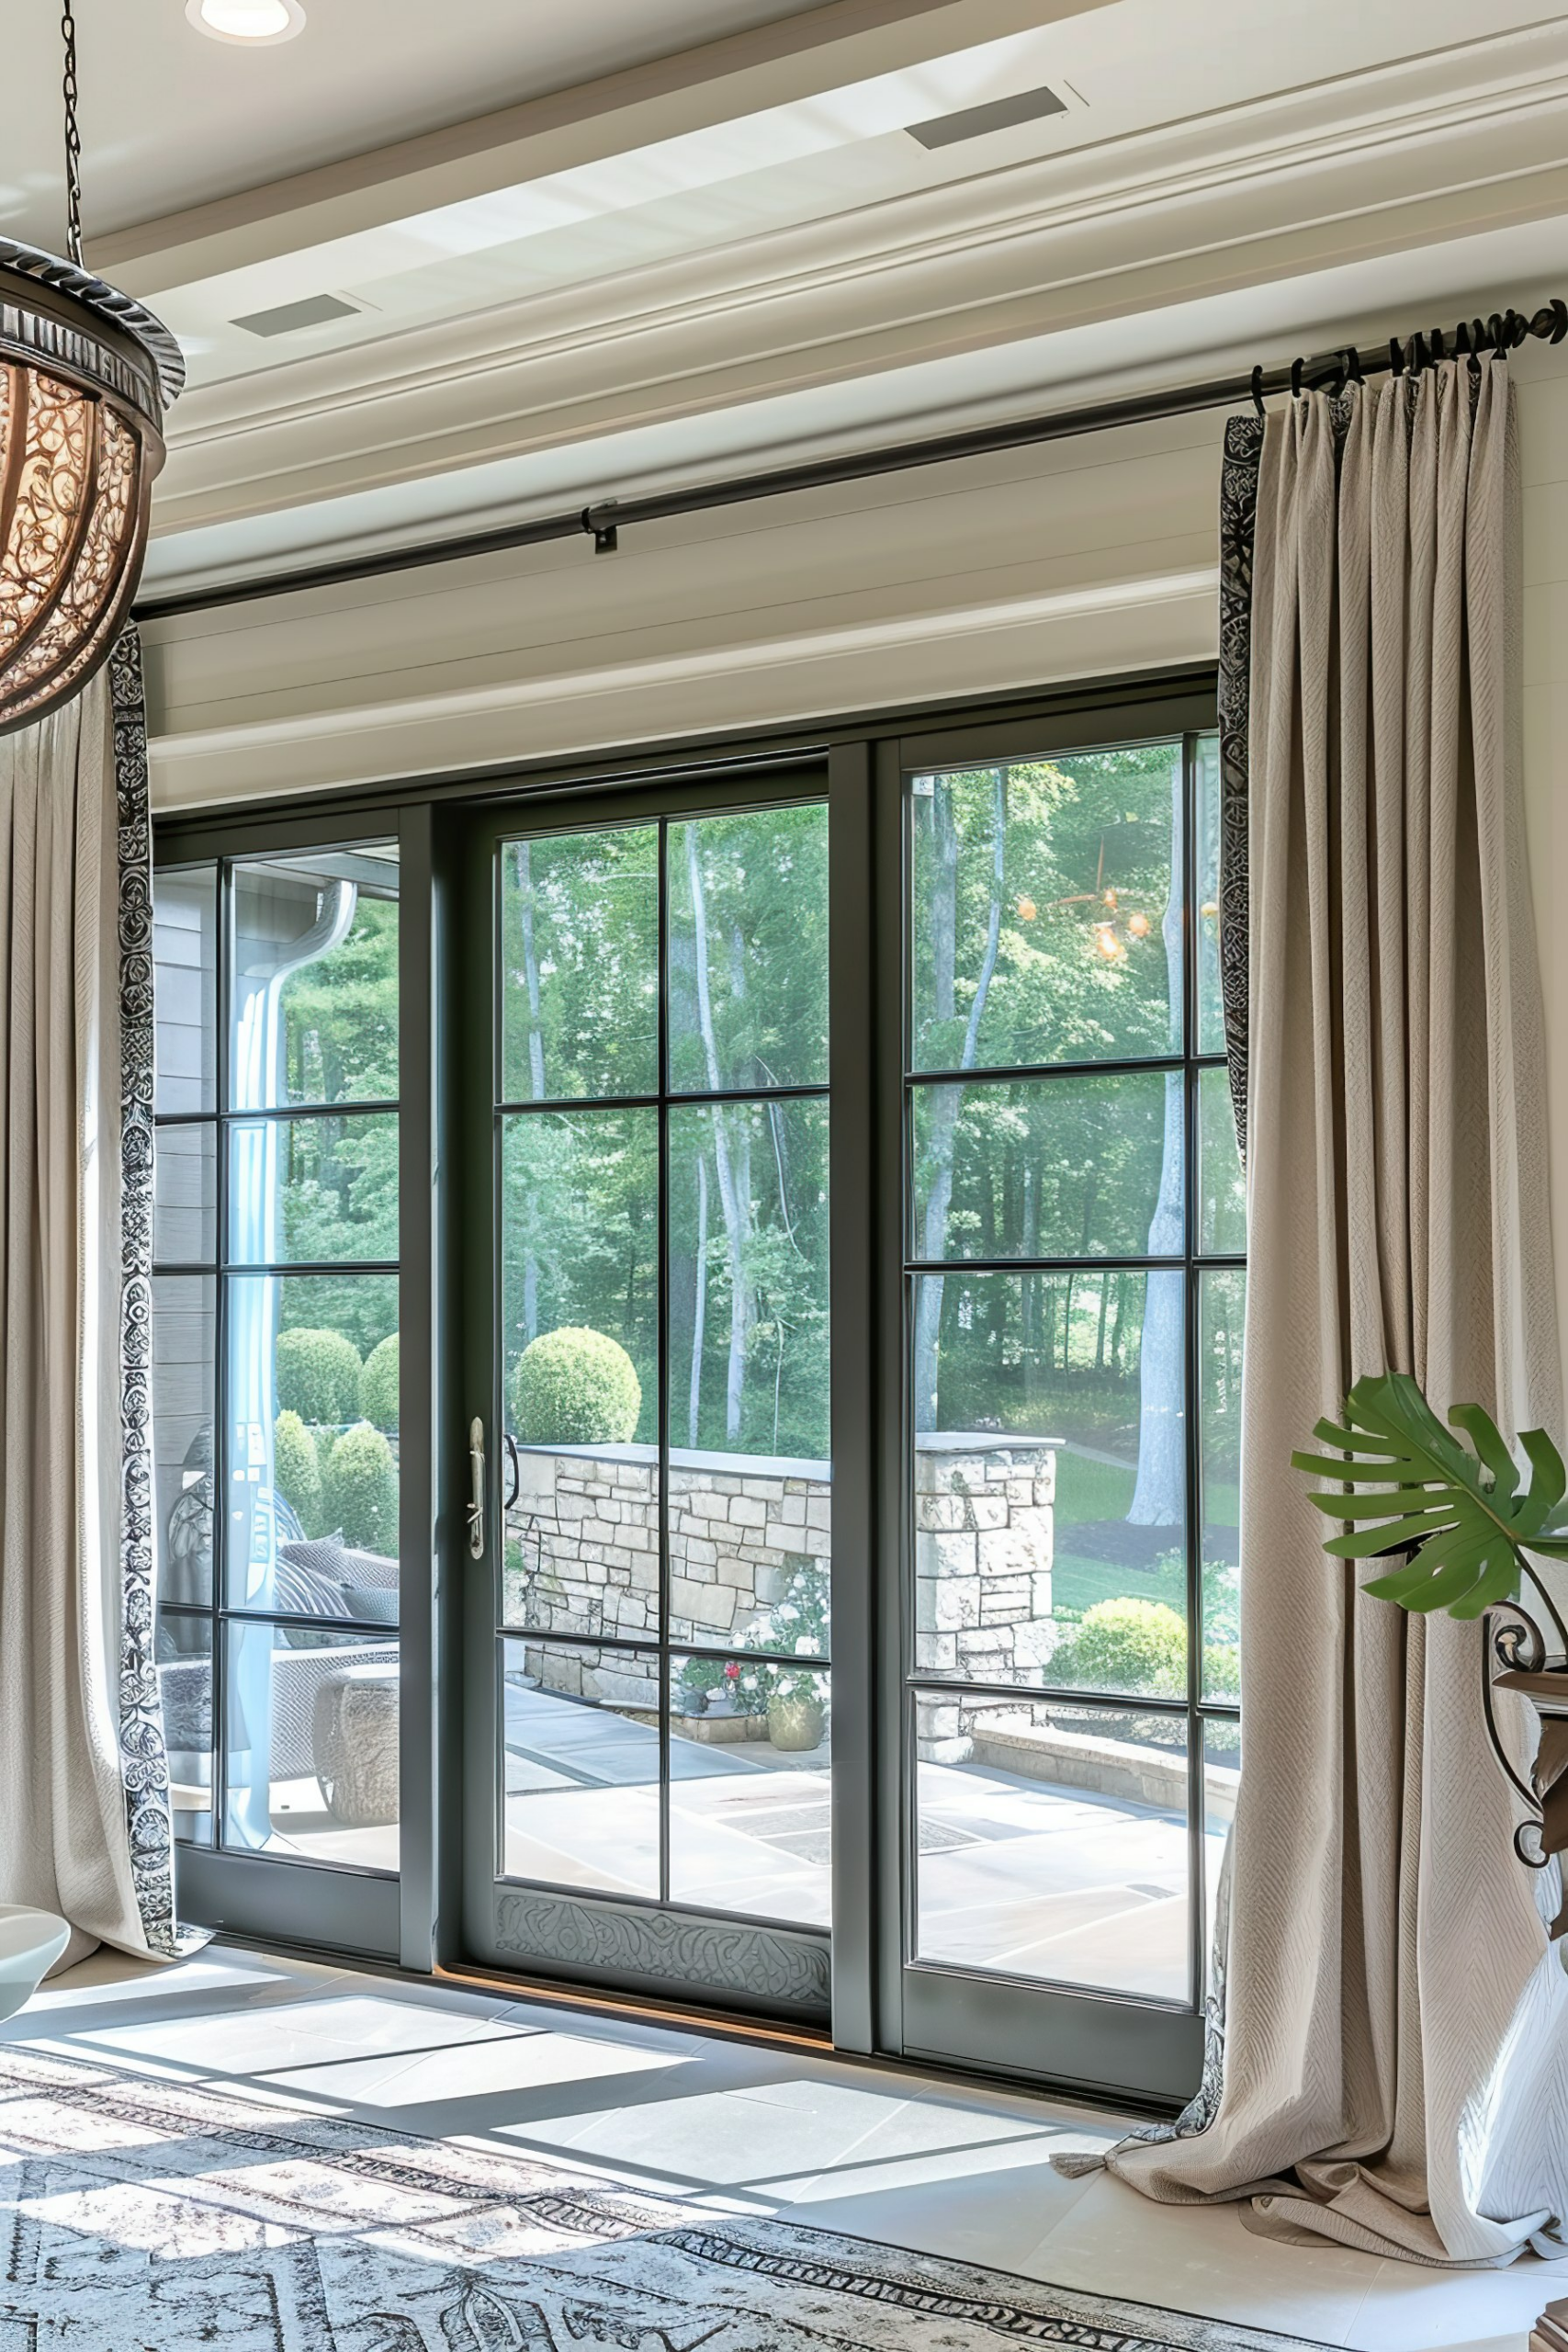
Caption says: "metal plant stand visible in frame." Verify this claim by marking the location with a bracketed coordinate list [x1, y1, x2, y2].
[1483, 1566, 1568, 1937]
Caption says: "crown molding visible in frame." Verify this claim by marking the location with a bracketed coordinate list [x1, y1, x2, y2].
[148, 17, 1568, 541]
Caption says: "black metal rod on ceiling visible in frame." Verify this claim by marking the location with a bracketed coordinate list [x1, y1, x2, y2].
[135, 297, 1568, 625]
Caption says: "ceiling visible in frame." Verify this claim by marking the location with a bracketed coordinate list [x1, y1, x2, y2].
[0, 0, 839, 249]
[39, 0, 1562, 596]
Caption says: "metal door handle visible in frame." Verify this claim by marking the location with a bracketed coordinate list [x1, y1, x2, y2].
[503, 1431, 521, 1513]
[468, 1417, 486, 1560]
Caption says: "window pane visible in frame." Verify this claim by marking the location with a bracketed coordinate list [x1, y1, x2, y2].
[154, 865, 217, 1114]
[1201, 1269, 1244, 1702]
[224, 1272, 400, 1610]
[153, 1124, 216, 1268]
[1194, 731, 1224, 1056]
[158, 1612, 213, 1847]
[501, 1110, 658, 1452]
[223, 1619, 399, 1871]
[668, 806, 829, 1092]
[153, 1274, 216, 1608]
[670, 1657, 829, 1927]
[231, 846, 400, 1111]
[910, 745, 1182, 1074]
[499, 828, 658, 1104]
[229, 1114, 400, 1267]
[911, 1071, 1180, 1262]
[1197, 1068, 1244, 1256]
[915, 1692, 1190, 2001]
[501, 1637, 660, 1897]
[502, 1442, 660, 1645]
[911, 1269, 1186, 1694]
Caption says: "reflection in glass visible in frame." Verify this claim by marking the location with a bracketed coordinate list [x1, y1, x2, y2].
[669, 1657, 829, 1926]
[668, 806, 829, 1093]
[500, 1637, 660, 1897]
[1200, 1269, 1244, 1702]
[910, 1268, 1186, 1691]
[1198, 1067, 1245, 1256]
[910, 746, 1182, 1074]
[228, 1114, 399, 1266]
[158, 1611, 213, 1846]
[915, 1692, 1190, 2000]
[911, 1071, 1178, 1261]
[499, 827, 658, 1104]
[154, 865, 218, 1115]
[153, 1274, 216, 1608]
[231, 846, 400, 1111]
[501, 1110, 658, 1451]
[1194, 731, 1224, 1056]
[154, 1123, 216, 1267]
[224, 1619, 400, 1870]
[225, 1272, 400, 1610]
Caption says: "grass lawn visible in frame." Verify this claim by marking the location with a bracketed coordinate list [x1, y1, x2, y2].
[1051, 1445, 1239, 1621]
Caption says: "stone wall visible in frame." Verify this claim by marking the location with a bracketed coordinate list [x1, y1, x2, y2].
[508, 1434, 1057, 1718]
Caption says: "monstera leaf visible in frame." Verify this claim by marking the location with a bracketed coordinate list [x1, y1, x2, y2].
[1291, 1370, 1568, 1619]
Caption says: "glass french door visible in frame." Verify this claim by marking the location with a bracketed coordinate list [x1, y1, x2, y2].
[457, 774, 841, 2021]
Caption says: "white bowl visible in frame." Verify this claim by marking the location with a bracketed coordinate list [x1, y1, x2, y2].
[0, 1906, 70, 2021]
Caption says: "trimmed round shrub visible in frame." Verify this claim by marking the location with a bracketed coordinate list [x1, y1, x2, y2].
[323, 1421, 400, 1555]
[360, 1332, 400, 1431]
[1049, 1597, 1187, 1698]
[272, 1409, 324, 1539]
[276, 1327, 362, 1426]
[513, 1327, 641, 1446]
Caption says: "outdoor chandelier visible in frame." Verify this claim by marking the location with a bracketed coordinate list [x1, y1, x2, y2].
[0, 1, 183, 733]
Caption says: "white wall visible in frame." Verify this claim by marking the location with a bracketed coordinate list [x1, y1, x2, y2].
[143, 341, 1568, 1408]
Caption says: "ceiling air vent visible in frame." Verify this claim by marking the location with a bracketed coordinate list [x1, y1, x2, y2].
[908, 83, 1067, 151]
[232, 292, 361, 337]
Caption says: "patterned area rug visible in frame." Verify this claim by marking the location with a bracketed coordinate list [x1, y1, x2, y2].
[0, 2044, 1337, 2350]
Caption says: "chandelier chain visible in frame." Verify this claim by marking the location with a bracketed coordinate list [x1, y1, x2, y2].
[61, 0, 84, 267]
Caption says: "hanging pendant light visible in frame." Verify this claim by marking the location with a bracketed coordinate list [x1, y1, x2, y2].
[0, 1, 183, 734]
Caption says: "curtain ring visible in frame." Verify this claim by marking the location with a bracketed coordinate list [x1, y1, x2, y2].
[1343, 344, 1363, 386]
[1250, 363, 1266, 419]
[1551, 298, 1568, 345]
[1487, 312, 1506, 355]
[1389, 335, 1404, 377]
[1410, 331, 1429, 374]
[1290, 354, 1304, 401]
[1429, 326, 1446, 364]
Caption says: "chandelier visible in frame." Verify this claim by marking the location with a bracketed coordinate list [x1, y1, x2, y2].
[0, 2, 183, 734]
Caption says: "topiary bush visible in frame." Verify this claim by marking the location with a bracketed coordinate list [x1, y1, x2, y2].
[272, 1409, 324, 1538]
[323, 1421, 400, 1555]
[1047, 1597, 1188, 1698]
[513, 1327, 641, 1446]
[360, 1332, 400, 1431]
[276, 1327, 362, 1426]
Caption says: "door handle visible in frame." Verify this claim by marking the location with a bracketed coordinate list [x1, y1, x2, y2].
[503, 1431, 521, 1514]
[468, 1417, 486, 1560]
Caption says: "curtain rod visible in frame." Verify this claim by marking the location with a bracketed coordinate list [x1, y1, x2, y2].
[135, 297, 1567, 626]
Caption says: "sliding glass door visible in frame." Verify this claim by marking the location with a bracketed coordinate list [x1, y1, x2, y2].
[883, 703, 1242, 2099]
[457, 775, 840, 2020]
[151, 678, 1235, 2095]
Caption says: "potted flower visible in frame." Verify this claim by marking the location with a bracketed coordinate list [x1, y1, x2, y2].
[749, 1557, 830, 1752]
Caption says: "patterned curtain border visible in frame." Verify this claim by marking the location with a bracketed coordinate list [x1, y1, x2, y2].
[1217, 413, 1263, 1163]
[108, 628, 200, 1960]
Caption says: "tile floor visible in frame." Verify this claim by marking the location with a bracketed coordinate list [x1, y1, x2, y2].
[5, 1940, 1561, 2352]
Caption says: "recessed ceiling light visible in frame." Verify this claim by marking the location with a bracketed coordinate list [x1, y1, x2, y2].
[186, 0, 307, 43]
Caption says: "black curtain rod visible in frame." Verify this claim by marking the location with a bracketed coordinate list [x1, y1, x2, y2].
[135, 296, 1568, 625]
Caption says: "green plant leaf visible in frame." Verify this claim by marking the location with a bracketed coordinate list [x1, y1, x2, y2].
[1292, 1372, 1566, 1620]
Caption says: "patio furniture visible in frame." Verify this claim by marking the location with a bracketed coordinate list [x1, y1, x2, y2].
[312, 1664, 400, 1826]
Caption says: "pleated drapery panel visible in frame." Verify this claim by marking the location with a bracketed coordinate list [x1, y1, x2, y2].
[1096, 358, 1568, 2264]
[0, 638, 186, 1963]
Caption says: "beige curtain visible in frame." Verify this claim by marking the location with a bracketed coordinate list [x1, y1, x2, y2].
[0, 647, 182, 1964]
[1104, 357, 1568, 2263]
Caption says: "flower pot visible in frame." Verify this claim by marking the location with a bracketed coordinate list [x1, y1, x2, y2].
[677, 1687, 708, 1716]
[767, 1694, 825, 1752]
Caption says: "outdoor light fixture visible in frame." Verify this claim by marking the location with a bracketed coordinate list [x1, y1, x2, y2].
[0, 1, 182, 732]
[187, 0, 307, 42]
